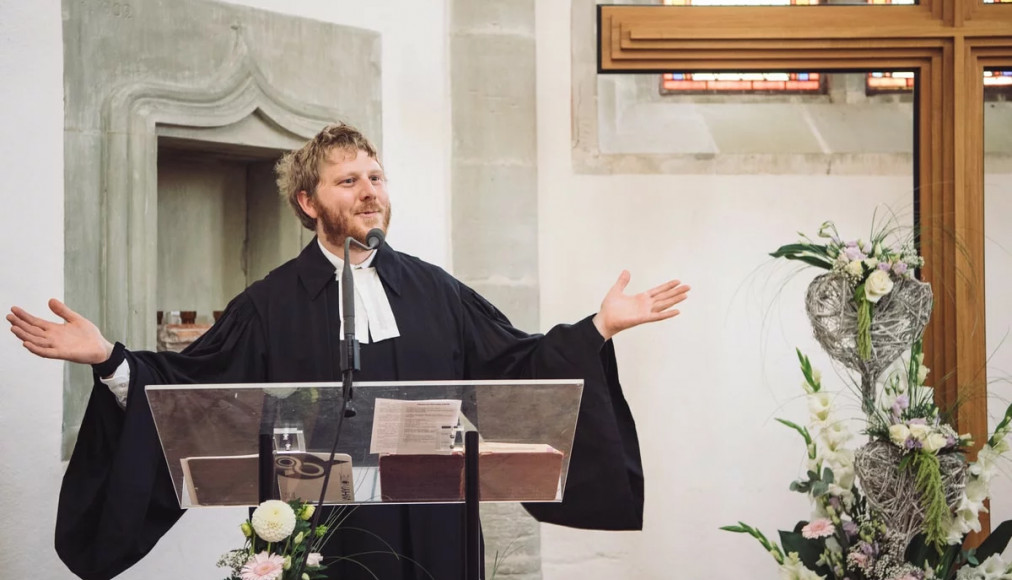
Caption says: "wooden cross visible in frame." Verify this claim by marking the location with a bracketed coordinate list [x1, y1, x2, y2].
[600, 0, 1012, 536]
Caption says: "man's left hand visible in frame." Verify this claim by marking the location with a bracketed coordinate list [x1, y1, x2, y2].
[592, 271, 690, 341]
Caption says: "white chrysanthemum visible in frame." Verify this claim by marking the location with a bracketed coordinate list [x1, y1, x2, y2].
[251, 500, 297, 543]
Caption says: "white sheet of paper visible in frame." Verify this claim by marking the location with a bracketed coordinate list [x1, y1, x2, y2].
[369, 398, 463, 455]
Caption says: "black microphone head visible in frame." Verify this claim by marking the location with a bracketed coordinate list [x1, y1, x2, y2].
[365, 228, 385, 249]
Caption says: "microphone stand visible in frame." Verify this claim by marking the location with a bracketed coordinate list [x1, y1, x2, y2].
[294, 229, 384, 580]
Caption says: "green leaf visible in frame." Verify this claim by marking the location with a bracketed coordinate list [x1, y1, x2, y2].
[975, 520, 1012, 562]
[811, 481, 829, 497]
[904, 533, 931, 567]
[822, 467, 834, 485]
[720, 525, 747, 533]
[779, 531, 830, 575]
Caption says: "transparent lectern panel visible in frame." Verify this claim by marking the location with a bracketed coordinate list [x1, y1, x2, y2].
[146, 380, 583, 508]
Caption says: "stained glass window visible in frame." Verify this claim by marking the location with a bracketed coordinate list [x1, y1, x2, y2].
[659, 0, 824, 93]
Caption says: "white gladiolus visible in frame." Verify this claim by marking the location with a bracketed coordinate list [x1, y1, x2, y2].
[808, 392, 832, 423]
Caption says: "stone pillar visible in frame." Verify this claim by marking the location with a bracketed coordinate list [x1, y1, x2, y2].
[450, 1, 542, 578]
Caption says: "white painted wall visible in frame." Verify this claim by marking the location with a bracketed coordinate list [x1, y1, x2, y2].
[0, 1, 68, 578]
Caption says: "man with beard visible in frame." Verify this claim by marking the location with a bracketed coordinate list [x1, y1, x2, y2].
[7, 123, 690, 580]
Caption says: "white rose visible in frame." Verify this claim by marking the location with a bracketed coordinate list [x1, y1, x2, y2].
[923, 432, 949, 453]
[889, 424, 911, 446]
[908, 423, 931, 441]
[864, 269, 894, 303]
[845, 260, 864, 277]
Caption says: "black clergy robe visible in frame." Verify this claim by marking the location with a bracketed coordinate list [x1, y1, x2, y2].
[55, 239, 644, 580]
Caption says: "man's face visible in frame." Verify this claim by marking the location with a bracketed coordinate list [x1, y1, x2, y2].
[304, 148, 391, 248]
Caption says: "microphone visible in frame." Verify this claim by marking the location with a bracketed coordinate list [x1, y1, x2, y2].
[364, 228, 385, 250]
[339, 228, 386, 413]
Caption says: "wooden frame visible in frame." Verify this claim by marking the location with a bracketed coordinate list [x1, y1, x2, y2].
[599, 0, 1012, 537]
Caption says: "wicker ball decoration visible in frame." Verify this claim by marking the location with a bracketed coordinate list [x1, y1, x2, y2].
[854, 440, 967, 546]
[805, 273, 933, 405]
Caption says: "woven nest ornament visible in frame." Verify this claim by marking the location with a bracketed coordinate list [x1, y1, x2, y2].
[805, 273, 933, 412]
[854, 440, 967, 546]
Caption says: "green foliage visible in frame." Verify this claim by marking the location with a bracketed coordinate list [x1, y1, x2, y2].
[909, 450, 950, 553]
[789, 467, 834, 498]
[854, 284, 872, 361]
[769, 243, 835, 270]
[975, 520, 1012, 563]
[796, 349, 821, 393]
[779, 529, 832, 577]
[720, 521, 785, 564]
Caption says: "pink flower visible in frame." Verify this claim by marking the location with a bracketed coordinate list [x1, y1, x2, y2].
[241, 552, 285, 580]
[801, 518, 836, 539]
[307, 552, 324, 567]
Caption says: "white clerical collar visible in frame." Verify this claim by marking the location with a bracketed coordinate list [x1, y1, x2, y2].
[317, 238, 400, 343]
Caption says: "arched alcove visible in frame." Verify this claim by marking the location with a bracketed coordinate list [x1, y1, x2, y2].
[62, 0, 381, 455]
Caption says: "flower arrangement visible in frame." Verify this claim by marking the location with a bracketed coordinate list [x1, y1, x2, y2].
[723, 220, 1012, 580]
[771, 221, 924, 363]
[218, 499, 338, 580]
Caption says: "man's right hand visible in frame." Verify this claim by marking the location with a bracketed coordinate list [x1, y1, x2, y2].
[7, 299, 114, 365]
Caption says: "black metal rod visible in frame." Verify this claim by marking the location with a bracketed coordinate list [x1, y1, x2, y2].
[463, 430, 480, 579]
[257, 432, 276, 503]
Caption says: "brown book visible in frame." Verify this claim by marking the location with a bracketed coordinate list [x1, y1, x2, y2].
[378, 443, 563, 502]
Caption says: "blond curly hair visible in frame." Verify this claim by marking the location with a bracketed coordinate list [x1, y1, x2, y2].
[275, 123, 379, 231]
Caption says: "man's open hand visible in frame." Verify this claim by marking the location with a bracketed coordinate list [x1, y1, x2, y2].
[592, 271, 690, 341]
[7, 299, 113, 364]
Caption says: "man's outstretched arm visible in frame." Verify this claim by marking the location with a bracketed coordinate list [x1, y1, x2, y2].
[8, 298, 114, 366]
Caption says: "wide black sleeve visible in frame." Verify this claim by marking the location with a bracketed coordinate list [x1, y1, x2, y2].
[55, 293, 268, 580]
[460, 286, 644, 530]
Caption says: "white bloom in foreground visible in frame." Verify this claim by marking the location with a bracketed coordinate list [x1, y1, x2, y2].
[251, 500, 297, 542]
[778, 552, 825, 580]
[923, 432, 949, 453]
[864, 269, 894, 303]
[955, 554, 1012, 579]
[306, 552, 324, 567]
[808, 392, 832, 423]
[908, 422, 930, 442]
[889, 424, 911, 446]
[845, 260, 864, 277]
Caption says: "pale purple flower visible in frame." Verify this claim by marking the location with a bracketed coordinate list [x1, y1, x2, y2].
[946, 434, 956, 447]
[908, 418, 927, 425]
[905, 438, 921, 450]
[878, 261, 892, 271]
[828, 496, 842, 512]
[892, 395, 909, 417]
[844, 246, 866, 261]
[859, 541, 875, 556]
[843, 521, 859, 538]
[892, 262, 908, 275]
